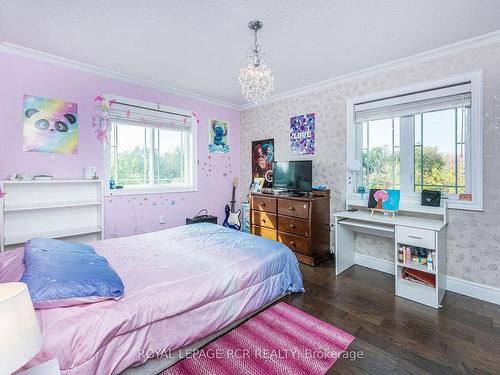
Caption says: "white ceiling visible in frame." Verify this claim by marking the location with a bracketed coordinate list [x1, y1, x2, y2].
[1, 0, 500, 106]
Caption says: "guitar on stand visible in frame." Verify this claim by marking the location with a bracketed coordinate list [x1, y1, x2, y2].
[223, 177, 241, 230]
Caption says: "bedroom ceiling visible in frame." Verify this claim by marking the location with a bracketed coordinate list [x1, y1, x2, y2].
[1, 0, 500, 106]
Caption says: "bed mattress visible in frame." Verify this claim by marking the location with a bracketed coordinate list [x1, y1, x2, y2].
[0, 223, 304, 374]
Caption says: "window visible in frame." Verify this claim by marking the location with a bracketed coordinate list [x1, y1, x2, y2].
[413, 109, 467, 193]
[348, 72, 482, 211]
[105, 96, 196, 194]
[361, 118, 400, 189]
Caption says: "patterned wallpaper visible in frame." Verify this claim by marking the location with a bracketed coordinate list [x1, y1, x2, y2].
[240, 43, 500, 287]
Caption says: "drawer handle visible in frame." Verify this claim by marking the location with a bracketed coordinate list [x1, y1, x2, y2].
[289, 223, 295, 228]
[259, 203, 266, 206]
[262, 219, 266, 223]
[289, 241, 295, 246]
[407, 235, 423, 240]
[289, 207, 295, 210]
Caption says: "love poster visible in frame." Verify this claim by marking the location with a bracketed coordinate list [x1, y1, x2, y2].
[290, 113, 315, 155]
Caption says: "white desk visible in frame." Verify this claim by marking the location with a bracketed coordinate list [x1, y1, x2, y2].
[334, 209, 447, 308]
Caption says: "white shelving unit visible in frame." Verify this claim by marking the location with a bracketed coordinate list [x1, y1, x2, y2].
[394, 224, 447, 309]
[0, 179, 103, 252]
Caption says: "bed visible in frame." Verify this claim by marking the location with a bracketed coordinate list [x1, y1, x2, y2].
[0, 223, 304, 374]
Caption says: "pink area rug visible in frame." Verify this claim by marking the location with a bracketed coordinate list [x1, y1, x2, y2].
[161, 302, 355, 375]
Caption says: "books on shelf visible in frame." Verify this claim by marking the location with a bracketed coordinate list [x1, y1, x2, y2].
[402, 267, 436, 288]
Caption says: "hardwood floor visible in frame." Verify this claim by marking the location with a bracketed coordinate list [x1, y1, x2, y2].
[280, 260, 500, 374]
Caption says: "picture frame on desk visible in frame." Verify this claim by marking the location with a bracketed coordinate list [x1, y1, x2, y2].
[250, 178, 265, 193]
[368, 189, 400, 218]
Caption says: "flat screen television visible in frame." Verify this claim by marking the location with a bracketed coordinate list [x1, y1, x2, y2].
[272, 161, 312, 192]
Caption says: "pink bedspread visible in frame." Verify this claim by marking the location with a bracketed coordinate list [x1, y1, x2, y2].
[0, 224, 303, 374]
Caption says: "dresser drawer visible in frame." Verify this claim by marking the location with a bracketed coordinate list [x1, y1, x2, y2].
[278, 231, 310, 255]
[251, 195, 277, 213]
[252, 225, 277, 240]
[278, 216, 310, 237]
[251, 211, 277, 230]
[396, 226, 435, 250]
[277, 199, 309, 219]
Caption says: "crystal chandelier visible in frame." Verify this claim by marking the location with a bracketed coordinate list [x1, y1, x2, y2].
[238, 20, 274, 104]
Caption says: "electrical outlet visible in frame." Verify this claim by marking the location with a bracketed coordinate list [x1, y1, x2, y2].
[159, 215, 166, 224]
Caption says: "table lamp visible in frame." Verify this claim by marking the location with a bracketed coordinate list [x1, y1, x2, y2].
[0, 282, 43, 374]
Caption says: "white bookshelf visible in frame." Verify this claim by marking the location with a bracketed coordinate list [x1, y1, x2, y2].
[394, 224, 447, 309]
[0, 180, 103, 252]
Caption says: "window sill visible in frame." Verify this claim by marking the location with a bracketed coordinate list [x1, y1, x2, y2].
[104, 185, 198, 197]
[347, 196, 483, 214]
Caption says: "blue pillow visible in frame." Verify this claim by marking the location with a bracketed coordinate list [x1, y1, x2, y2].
[20, 238, 124, 309]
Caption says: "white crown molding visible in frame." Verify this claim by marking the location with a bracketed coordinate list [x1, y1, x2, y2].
[2, 29, 500, 111]
[354, 253, 500, 306]
[241, 29, 500, 110]
[0, 42, 240, 110]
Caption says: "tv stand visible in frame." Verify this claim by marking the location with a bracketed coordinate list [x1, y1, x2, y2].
[250, 192, 330, 266]
[276, 190, 306, 197]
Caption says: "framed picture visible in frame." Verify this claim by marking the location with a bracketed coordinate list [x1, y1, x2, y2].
[208, 119, 229, 153]
[250, 177, 265, 193]
[23, 95, 78, 154]
[290, 113, 315, 155]
[368, 189, 400, 211]
[251, 139, 274, 188]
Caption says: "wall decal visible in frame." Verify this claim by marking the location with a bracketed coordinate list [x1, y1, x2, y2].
[290, 113, 315, 155]
[23, 95, 78, 154]
[208, 119, 230, 153]
[252, 139, 274, 188]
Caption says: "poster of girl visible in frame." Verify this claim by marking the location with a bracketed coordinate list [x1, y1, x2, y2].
[251, 139, 274, 188]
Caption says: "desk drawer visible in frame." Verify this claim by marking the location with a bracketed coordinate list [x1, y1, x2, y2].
[278, 216, 310, 237]
[397, 226, 435, 250]
[251, 196, 277, 213]
[252, 225, 277, 240]
[277, 199, 309, 219]
[251, 211, 277, 230]
[278, 231, 310, 255]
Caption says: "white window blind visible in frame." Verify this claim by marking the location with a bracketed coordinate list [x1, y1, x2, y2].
[105, 96, 197, 193]
[108, 101, 192, 131]
[354, 83, 471, 122]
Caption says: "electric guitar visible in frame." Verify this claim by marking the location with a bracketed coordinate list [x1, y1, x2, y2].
[223, 177, 241, 230]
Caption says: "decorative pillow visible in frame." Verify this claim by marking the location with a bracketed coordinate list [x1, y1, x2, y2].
[20, 238, 124, 309]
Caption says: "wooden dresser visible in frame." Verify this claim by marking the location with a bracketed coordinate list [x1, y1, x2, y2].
[250, 192, 330, 266]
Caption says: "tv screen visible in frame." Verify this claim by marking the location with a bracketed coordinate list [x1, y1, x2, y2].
[273, 161, 312, 192]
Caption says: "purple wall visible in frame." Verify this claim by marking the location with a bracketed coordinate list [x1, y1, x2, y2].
[0, 52, 241, 238]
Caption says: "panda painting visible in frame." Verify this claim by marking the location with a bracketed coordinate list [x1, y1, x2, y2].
[23, 95, 78, 154]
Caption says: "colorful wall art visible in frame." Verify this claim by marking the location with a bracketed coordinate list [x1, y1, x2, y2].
[251, 138, 274, 188]
[208, 119, 230, 153]
[23, 95, 78, 154]
[368, 189, 401, 211]
[290, 113, 315, 155]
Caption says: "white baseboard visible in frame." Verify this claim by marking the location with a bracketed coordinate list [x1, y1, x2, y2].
[446, 276, 500, 305]
[354, 253, 395, 275]
[353, 253, 500, 305]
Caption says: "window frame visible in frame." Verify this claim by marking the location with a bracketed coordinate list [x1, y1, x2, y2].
[102, 94, 198, 196]
[346, 71, 483, 212]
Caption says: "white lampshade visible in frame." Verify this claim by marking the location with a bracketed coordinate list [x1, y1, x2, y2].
[0, 282, 43, 374]
[348, 159, 362, 172]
